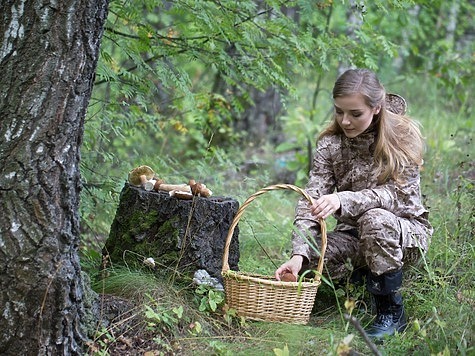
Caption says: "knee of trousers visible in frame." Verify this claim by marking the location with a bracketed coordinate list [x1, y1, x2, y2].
[306, 231, 363, 280]
[358, 208, 403, 274]
[358, 208, 400, 235]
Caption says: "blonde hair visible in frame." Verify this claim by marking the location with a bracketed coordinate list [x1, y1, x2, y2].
[320, 69, 424, 183]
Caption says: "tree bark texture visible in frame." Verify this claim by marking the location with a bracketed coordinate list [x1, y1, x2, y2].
[104, 184, 240, 281]
[0, 1, 108, 354]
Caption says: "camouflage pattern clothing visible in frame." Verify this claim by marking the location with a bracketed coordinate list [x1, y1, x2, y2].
[292, 129, 433, 279]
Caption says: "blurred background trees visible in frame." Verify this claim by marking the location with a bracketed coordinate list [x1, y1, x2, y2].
[81, 0, 474, 246]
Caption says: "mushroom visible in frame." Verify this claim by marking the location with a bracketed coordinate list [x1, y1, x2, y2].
[128, 166, 198, 197]
[280, 272, 297, 282]
[189, 179, 213, 197]
[144, 177, 168, 191]
[153, 179, 165, 191]
[169, 190, 193, 200]
[143, 257, 156, 268]
[155, 183, 191, 193]
[128, 165, 155, 187]
[144, 179, 157, 191]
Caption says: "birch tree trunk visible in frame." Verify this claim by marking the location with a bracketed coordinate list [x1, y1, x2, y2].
[0, 1, 108, 354]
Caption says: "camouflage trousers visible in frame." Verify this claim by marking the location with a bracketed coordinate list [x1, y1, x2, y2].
[302, 208, 431, 280]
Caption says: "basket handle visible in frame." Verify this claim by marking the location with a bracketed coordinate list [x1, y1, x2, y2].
[222, 184, 327, 281]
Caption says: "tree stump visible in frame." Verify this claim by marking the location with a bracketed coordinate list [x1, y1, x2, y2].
[103, 183, 240, 280]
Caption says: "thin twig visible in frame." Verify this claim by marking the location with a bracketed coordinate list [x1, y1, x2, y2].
[344, 314, 382, 356]
[247, 222, 278, 270]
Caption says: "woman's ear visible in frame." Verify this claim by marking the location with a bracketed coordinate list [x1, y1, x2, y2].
[373, 105, 382, 115]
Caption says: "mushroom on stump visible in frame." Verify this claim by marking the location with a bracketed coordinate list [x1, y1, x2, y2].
[189, 179, 213, 197]
[128, 165, 155, 187]
[127, 166, 213, 199]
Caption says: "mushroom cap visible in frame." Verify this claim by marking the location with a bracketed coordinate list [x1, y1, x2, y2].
[128, 165, 155, 186]
[189, 179, 212, 197]
[280, 272, 297, 282]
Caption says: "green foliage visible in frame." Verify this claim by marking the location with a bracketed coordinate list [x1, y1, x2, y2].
[90, 265, 161, 298]
[92, 327, 117, 356]
[236, 190, 297, 276]
[144, 294, 184, 332]
[273, 343, 289, 356]
[81, 0, 474, 242]
[195, 284, 225, 314]
[81, 1, 474, 354]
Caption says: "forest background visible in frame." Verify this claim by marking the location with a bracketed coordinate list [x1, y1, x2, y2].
[79, 1, 474, 354]
[82, 0, 473, 354]
[1, 0, 473, 355]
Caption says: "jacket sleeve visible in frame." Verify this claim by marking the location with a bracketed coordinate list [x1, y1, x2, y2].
[335, 165, 426, 219]
[292, 138, 336, 258]
[335, 185, 396, 218]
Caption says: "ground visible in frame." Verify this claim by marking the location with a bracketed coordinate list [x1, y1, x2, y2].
[84, 283, 350, 355]
[86, 294, 170, 355]
[85, 292, 241, 355]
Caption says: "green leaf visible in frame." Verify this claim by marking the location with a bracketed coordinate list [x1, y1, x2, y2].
[273, 344, 290, 356]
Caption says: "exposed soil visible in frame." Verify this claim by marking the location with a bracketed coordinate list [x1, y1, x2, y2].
[85, 294, 173, 355]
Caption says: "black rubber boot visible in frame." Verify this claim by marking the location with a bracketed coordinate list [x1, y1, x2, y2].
[366, 292, 407, 339]
[365, 270, 407, 339]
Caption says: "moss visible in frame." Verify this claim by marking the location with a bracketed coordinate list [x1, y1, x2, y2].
[133, 219, 181, 265]
[128, 210, 159, 236]
[106, 210, 183, 270]
[80, 271, 99, 339]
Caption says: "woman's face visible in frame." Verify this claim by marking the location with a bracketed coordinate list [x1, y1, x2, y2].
[334, 93, 381, 138]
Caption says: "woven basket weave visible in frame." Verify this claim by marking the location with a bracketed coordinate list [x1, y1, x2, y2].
[221, 184, 327, 324]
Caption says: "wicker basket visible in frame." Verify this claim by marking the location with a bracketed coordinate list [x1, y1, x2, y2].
[221, 184, 327, 324]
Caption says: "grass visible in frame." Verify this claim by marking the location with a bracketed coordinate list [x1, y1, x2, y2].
[80, 76, 474, 355]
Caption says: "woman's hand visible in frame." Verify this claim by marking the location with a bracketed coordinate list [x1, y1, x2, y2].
[310, 193, 341, 219]
[275, 255, 304, 281]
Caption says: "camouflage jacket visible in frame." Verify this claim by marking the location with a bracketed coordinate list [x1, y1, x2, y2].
[292, 128, 432, 257]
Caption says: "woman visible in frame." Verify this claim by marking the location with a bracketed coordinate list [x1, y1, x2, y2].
[275, 68, 433, 339]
